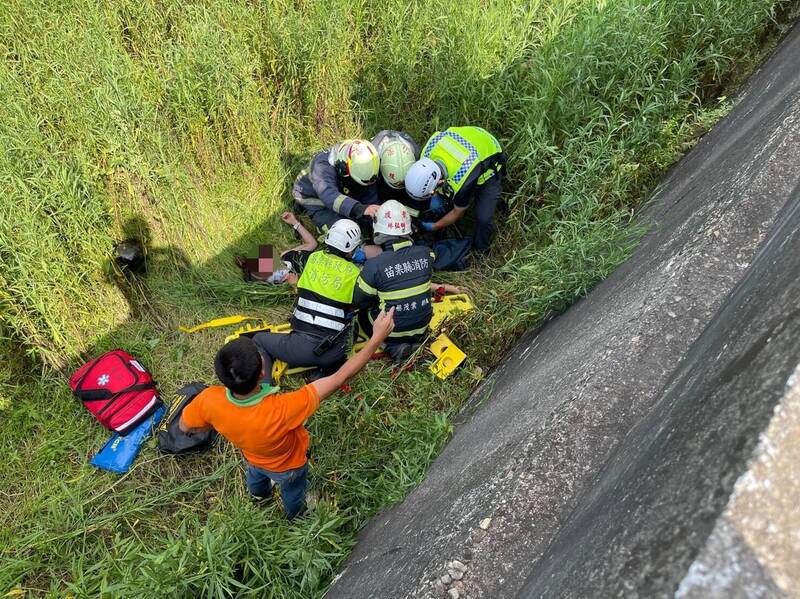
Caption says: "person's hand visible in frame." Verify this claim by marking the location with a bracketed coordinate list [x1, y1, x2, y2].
[281, 211, 299, 226]
[363, 204, 380, 219]
[282, 273, 299, 286]
[429, 195, 446, 214]
[370, 307, 395, 342]
[421, 221, 435, 232]
[444, 284, 462, 294]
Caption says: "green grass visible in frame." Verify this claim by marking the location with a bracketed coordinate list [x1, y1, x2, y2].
[1, 0, 795, 596]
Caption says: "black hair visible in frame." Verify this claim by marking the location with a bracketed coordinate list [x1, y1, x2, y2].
[214, 337, 262, 395]
[324, 245, 350, 259]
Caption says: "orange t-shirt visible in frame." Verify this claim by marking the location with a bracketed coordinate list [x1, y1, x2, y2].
[181, 383, 320, 472]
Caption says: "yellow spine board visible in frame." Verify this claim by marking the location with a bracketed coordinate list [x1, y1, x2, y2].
[429, 333, 467, 379]
[225, 321, 291, 343]
[179, 315, 260, 334]
[429, 294, 475, 331]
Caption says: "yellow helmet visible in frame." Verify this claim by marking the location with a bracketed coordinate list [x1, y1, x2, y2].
[379, 139, 416, 189]
[334, 139, 380, 186]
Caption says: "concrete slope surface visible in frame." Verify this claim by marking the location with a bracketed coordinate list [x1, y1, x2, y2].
[326, 23, 800, 599]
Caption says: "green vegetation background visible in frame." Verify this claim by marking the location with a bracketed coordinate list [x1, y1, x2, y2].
[0, 0, 793, 596]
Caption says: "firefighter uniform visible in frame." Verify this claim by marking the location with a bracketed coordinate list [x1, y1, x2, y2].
[353, 239, 435, 346]
[253, 249, 360, 374]
[422, 126, 506, 252]
[292, 149, 378, 232]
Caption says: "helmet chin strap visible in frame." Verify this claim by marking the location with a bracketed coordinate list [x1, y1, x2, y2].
[435, 159, 447, 180]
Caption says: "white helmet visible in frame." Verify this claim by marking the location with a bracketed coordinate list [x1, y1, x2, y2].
[378, 139, 416, 189]
[324, 219, 362, 253]
[373, 200, 412, 236]
[405, 158, 442, 200]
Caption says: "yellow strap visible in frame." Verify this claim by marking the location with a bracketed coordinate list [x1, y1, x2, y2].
[179, 315, 261, 334]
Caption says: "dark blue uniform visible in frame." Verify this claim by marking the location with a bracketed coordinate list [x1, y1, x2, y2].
[353, 239, 435, 345]
[292, 149, 378, 231]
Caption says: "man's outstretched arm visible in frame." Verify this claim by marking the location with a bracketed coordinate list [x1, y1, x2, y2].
[311, 308, 395, 400]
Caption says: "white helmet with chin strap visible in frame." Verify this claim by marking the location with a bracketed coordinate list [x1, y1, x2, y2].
[405, 157, 443, 200]
[373, 200, 412, 236]
[324, 219, 362, 253]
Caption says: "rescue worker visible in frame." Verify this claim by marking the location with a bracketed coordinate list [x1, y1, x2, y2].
[353, 200, 459, 362]
[370, 130, 420, 208]
[292, 139, 381, 233]
[405, 126, 506, 253]
[253, 219, 362, 377]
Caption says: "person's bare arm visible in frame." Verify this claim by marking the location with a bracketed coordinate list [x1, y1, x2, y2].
[431, 282, 462, 294]
[362, 244, 383, 259]
[282, 272, 299, 287]
[311, 308, 395, 400]
[430, 206, 466, 231]
[281, 211, 318, 251]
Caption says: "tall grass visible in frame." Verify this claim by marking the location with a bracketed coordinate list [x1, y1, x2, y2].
[1, 0, 793, 595]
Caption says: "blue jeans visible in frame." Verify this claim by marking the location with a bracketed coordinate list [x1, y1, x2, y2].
[246, 461, 308, 520]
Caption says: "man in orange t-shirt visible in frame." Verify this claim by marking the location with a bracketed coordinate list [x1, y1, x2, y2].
[181, 308, 395, 520]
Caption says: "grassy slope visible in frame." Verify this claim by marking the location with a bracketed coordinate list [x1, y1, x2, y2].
[0, 0, 792, 596]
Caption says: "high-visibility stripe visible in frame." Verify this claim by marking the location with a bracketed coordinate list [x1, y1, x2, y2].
[357, 277, 378, 296]
[477, 165, 501, 185]
[378, 282, 431, 302]
[295, 195, 325, 208]
[388, 323, 430, 338]
[298, 297, 345, 318]
[391, 240, 413, 250]
[364, 310, 428, 340]
[439, 136, 470, 162]
[332, 194, 347, 213]
[293, 309, 345, 331]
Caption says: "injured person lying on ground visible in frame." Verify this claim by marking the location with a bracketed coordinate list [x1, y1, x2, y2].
[234, 211, 319, 284]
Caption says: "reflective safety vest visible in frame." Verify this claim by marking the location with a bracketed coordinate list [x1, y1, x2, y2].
[292, 250, 360, 334]
[422, 126, 503, 203]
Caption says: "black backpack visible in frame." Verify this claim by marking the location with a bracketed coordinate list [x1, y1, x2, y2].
[157, 382, 217, 454]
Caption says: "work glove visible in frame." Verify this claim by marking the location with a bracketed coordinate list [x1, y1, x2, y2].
[352, 247, 367, 264]
[421, 222, 435, 232]
[429, 195, 446, 214]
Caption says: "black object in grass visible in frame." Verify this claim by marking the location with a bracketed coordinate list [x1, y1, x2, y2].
[115, 239, 147, 275]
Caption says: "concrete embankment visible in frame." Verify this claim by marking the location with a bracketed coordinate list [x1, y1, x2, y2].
[327, 22, 800, 599]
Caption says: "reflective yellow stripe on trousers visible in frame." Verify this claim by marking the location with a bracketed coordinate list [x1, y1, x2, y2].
[377, 282, 431, 302]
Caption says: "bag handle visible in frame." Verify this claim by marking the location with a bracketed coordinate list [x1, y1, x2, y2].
[78, 389, 113, 402]
[72, 354, 106, 393]
[79, 382, 156, 405]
